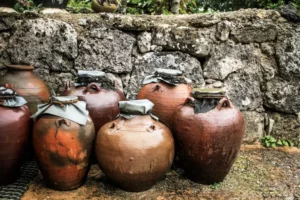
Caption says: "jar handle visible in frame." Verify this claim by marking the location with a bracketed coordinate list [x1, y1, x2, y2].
[217, 97, 232, 111]
[184, 97, 195, 105]
[55, 119, 71, 127]
[146, 124, 156, 132]
[86, 83, 101, 93]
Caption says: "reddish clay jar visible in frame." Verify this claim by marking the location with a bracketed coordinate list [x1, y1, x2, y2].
[0, 65, 50, 114]
[137, 69, 192, 128]
[95, 100, 174, 192]
[0, 86, 30, 186]
[172, 89, 245, 184]
[32, 97, 95, 191]
[61, 81, 126, 133]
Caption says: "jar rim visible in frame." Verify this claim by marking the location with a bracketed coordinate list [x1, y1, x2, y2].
[5, 64, 34, 71]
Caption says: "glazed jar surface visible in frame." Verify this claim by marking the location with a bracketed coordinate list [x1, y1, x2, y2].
[33, 0, 70, 8]
[0, 104, 30, 186]
[0, 65, 50, 114]
[137, 82, 192, 127]
[61, 82, 125, 132]
[95, 100, 174, 192]
[172, 96, 245, 184]
[0, 0, 16, 7]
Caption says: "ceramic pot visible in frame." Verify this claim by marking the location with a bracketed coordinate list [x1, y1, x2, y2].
[95, 100, 174, 192]
[32, 96, 95, 191]
[91, 0, 118, 13]
[0, 65, 50, 114]
[137, 69, 192, 128]
[61, 82, 125, 133]
[33, 0, 69, 8]
[0, 86, 30, 186]
[0, 0, 16, 7]
[172, 89, 245, 184]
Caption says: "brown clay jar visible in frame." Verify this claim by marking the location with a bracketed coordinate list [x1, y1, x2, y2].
[32, 96, 95, 191]
[60, 71, 126, 133]
[95, 100, 174, 192]
[172, 89, 245, 184]
[0, 65, 50, 114]
[137, 68, 192, 128]
[0, 86, 31, 186]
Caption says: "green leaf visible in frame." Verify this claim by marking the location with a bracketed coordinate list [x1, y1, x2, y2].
[283, 140, 289, 146]
[276, 139, 283, 146]
[271, 143, 276, 148]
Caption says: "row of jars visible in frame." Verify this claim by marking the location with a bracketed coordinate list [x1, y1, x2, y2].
[0, 65, 245, 192]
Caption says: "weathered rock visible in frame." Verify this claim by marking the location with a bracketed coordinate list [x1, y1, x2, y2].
[231, 23, 277, 43]
[0, 33, 10, 69]
[152, 25, 213, 58]
[126, 51, 204, 99]
[203, 43, 260, 80]
[75, 26, 135, 74]
[106, 73, 124, 93]
[0, 15, 19, 31]
[260, 54, 278, 81]
[263, 77, 300, 114]
[242, 111, 265, 143]
[7, 18, 78, 71]
[137, 31, 152, 54]
[275, 26, 300, 79]
[216, 21, 231, 41]
[260, 43, 275, 56]
[224, 67, 263, 111]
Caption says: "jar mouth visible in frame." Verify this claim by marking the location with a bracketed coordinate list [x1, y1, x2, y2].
[5, 64, 34, 71]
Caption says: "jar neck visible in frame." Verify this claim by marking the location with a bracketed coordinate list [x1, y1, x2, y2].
[189, 97, 224, 114]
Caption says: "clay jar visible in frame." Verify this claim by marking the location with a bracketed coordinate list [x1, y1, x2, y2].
[32, 96, 95, 191]
[60, 70, 126, 133]
[137, 68, 192, 128]
[172, 88, 245, 184]
[0, 86, 30, 186]
[0, 65, 50, 114]
[95, 100, 174, 192]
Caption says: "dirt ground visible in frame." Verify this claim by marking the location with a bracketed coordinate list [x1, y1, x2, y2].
[22, 145, 300, 200]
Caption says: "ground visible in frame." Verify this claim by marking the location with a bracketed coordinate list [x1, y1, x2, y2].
[22, 145, 300, 200]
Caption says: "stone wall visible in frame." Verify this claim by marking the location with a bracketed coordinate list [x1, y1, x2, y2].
[0, 9, 299, 145]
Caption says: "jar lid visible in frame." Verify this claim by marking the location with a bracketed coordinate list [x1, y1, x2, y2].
[192, 88, 226, 98]
[118, 99, 158, 120]
[77, 70, 106, 78]
[31, 96, 89, 125]
[0, 85, 27, 107]
[142, 68, 192, 86]
[5, 64, 34, 71]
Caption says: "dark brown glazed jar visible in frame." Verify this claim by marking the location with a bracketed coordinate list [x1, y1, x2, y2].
[0, 0, 16, 7]
[172, 88, 245, 184]
[137, 68, 192, 128]
[0, 65, 50, 114]
[60, 70, 126, 133]
[0, 86, 30, 186]
[95, 100, 174, 192]
[32, 96, 95, 191]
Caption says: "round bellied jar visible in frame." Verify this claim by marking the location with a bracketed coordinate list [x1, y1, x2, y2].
[60, 70, 126, 133]
[32, 96, 95, 191]
[172, 88, 245, 184]
[137, 68, 192, 128]
[0, 65, 50, 114]
[0, 85, 31, 186]
[95, 99, 174, 192]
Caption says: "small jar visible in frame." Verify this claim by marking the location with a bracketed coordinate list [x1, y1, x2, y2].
[95, 99, 175, 192]
[137, 68, 192, 128]
[0, 85, 31, 186]
[32, 96, 95, 191]
[172, 88, 245, 184]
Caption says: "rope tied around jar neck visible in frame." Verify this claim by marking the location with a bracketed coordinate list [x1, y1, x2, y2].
[51, 98, 79, 107]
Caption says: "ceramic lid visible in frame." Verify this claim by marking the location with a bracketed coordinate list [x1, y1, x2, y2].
[155, 68, 183, 76]
[0, 85, 27, 107]
[118, 99, 158, 120]
[31, 96, 89, 125]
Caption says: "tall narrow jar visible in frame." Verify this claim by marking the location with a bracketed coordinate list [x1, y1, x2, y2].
[0, 65, 50, 114]
[0, 85, 31, 186]
[32, 96, 95, 191]
[172, 88, 245, 184]
[137, 68, 192, 128]
[95, 99, 175, 192]
[60, 70, 126, 133]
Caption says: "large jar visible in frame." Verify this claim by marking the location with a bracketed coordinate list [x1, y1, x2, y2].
[95, 100, 174, 192]
[32, 96, 95, 191]
[0, 65, 50, 114]
[137, 68, 192, 128]
[60, 70, 126, 133]
[0, 86, 30, 186]
[172, 88, 245, 184]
